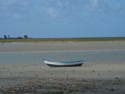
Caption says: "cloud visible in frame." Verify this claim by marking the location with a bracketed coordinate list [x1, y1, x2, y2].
[0, 0, 16, 10]
[86, 0, 125, 15]
[2, 0, 16, 5]
[0, 0, 125, 20]
[87, 0, 106, 12]
[114, 2, 125, 14]
[0, 0, 32, 11]
[90, 0, 99, 8]
[57, 1, 64, 8]
[12, 13, 21, 19]
[45, 7, 58, 18]
[0, 0, 33, 19]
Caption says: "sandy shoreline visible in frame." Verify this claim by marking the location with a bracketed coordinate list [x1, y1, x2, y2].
[0, 62, 125, 94]
[0, 41, 125, 93]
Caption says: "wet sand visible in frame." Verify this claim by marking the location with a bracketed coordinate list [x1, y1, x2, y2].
[0, 41, 125, 52]
[0, 41, 125, 94]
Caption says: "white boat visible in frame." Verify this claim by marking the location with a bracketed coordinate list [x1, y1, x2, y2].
[44, 60, 85, 67]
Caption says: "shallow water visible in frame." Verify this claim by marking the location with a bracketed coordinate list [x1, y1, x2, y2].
[0, 50, 125, 64]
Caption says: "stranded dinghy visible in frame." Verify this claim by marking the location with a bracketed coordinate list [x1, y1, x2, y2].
[44, 60, 85, 67]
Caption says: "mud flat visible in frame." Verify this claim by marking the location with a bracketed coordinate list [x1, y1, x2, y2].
[0, 41, 125, 52]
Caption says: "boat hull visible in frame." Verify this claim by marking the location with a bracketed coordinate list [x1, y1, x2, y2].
[46, 63, 83, 67]
[44, 60, 85, 67]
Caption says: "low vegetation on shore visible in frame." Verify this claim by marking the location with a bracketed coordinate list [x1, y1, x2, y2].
[0, 37, 125, 43]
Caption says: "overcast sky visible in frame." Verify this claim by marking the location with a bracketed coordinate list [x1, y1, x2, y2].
[0, 0, 125, 38]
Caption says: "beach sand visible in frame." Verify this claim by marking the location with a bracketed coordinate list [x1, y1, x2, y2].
[0, 41, 125, 94]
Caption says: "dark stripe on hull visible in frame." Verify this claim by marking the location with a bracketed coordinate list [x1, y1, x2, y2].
[47, 63, 83, 67]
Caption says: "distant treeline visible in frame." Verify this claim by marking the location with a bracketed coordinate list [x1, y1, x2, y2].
[0, 35, 29, 39]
